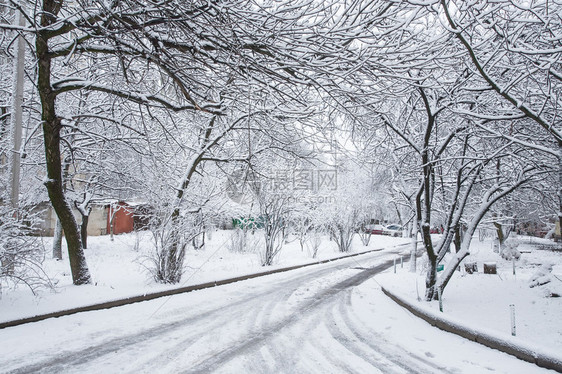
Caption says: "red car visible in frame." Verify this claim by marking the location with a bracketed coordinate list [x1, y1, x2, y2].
[365, 224, 402, 236]
[430, 226, 443, 234]
[365, 224, 385, 235]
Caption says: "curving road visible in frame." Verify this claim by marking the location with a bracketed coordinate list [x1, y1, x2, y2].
[0, 246, 551, 373]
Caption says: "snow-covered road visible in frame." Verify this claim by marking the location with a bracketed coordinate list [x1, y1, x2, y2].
[0, 247, 552, 373]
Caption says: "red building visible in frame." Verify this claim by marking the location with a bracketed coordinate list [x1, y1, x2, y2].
[106, 201, 135, 235]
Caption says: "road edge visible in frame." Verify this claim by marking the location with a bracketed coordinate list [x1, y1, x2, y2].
[0, 244, 408, 329]
[380, 286, 562, 373]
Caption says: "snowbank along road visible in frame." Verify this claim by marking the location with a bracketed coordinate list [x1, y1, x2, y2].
[0, 246, 551, 373]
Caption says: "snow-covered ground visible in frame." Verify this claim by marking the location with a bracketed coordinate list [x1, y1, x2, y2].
[0, 230, 407, 323]
[0, 240, 556, 373]
[0, 231, 562, 373]
[376, 235, 562, 353]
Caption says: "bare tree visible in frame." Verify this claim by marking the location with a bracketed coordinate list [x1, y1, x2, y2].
[1, 0, 341, 284]
[437, 0, 562, 233]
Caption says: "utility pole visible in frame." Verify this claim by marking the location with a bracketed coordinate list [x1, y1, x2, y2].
[10, 6, 25, 209]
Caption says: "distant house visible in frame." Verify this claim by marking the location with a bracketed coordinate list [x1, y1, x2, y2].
[35, 200, 151, 237]
[107, 201, 134, 235]
[33, 201, 108, 236]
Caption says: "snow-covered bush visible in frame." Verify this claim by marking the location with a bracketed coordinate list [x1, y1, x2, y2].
[326, 204, 360, 253]
[330, 221, 356, 253]
[305, 229, 323, 259]
[147, 223, 188, 284]
[146, 211, 207, 284]
[227, 228, 261, 254]
[292, 215, 313, 252]
[228, 228, 246, 253]
[528, 263, 561, 298]
[528, 263, 553, 288]
[259, 229, 282, 265]
[500, 240, 521, 260]
[358, 227, 372, 247]
[0, 206, 51, 295]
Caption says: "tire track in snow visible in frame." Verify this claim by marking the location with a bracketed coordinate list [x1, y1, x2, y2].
[185, 261, 396, 372]
[339, 287, 453, 373]
[322, 292, 409, 373]
[4, 277, 296, 373]
[4, 252, 404, 373]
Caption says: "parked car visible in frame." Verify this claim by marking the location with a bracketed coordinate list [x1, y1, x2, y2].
[430, 226, 443, 234]
[364, 224, 386, 235]
[365, 223, 402, 236]
[383, 224, 402, 237]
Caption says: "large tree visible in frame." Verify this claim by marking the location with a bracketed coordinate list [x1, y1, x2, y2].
[435, 0, 562, 233]
[2, 0, 363, 284]
[327, 1, 555, 299]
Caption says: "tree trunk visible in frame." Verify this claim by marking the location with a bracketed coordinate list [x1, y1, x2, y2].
[192, 231, 205, 250]
[494, 222, 505, 246]
[558, 141, 562, 240]
[53, 158, 71, 260]
[42, 119, 91, 284]
[52, 217, 63, 260]
[37, 17, 91, 285]
[421, 150, 437, 300]
[435, 226, 475, 297]
[423, 223, 438, 300]
[418, 97, 438, 300]
[81, 213, 89, 250]
[75, 201, 92, 250]
[453, 225, 461, 253]
[165, 230, 184, 283]
[109, 205, 116, 241]
[409, 218, 418, 272]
